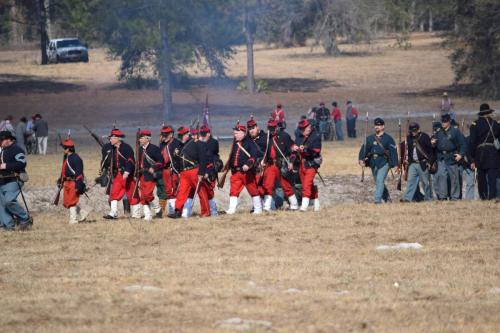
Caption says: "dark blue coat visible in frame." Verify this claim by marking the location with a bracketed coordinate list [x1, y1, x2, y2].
[0, 144, 27, 185]
[359, 132, 398, 169]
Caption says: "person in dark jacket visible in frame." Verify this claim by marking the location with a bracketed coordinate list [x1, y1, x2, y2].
[198, 125, 220, 217]
[469, 103, 500, 200]
[431, 113, 466, 200]
[261, 120, 299, 211]
[401, 122, 435, 202]
[138, 129, 164, 220]
[358, 118, 399, 204]
[33, 114, 49, 155]
[159, 126, 182, 215]
[0, 131, 31, 230]
[59, 139, 88, 224]
[293, 119, 322, 211]
[226, 123, 262, 215]
[103, 129, 141, 219]
[168, 126, 207, 219]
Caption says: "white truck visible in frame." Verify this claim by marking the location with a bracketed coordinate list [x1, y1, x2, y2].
[47, 38, 89, 63]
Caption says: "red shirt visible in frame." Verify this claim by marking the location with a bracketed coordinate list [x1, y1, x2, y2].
[331, 107, 342, 121]
[271, 109, 285, 123]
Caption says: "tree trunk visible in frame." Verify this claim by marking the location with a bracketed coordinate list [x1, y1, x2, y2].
[420, 20, 425, 32]
[428, 9, 433, 32]
[159, 20, 173, 121]
[410, 1, 416, 31]
[44, 0, 51, 39]
[38, 0, 49, 65]
[244, 10, 256, 94]
[10, 0, 20, 45]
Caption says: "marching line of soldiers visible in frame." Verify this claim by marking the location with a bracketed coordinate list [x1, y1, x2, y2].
[0, 102, 498, 231]
[359, 104, 500, 203]
[53, 117, 323, 224]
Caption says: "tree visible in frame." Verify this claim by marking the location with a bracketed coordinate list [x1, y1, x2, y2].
[448, 0, 500, 99]
[96, 0, 236, 120]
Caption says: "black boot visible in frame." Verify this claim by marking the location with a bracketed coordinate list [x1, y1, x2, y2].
[123, 199, 131, 215]
[154, 210, 163, 219]
[167, 210, 182, 219]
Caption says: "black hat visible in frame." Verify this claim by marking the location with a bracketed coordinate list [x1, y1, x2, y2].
[0, 131, 16, 141]
[374, 118, 384, 126]
[479, 103, 494, 116]
[332, 101, 337, 107]
[409, 122, 420, 131]
[441, 113, 451, 123]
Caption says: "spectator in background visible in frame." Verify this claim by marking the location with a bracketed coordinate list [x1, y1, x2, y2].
[331, 101, 344, 141]
[15, 117, 28, 153]
[441, 92, 455, 119]
[271, 103, 286, 129]
[0, 115, 15, 135]
[346, 100, 359, 138]
[25, 116, 37, 154]
[33, 114, 49, 155]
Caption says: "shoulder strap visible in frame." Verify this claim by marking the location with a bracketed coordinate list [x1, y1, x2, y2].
[415, 138, 431, 162]
[236, 142, 251, 157]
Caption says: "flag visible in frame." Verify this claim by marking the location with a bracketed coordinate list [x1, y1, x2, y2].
[202, 94, 210, 128]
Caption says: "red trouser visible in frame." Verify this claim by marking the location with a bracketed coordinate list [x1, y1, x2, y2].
[110, 173, 140, 205]
[299, 162, 318, 199]
[262, 164, 295, 197]
[162, 169, 179, 199]
[256, 172, 265, 197]
[63, 180, 79, 208]
[229, 171, 259, 197]
[175, 168, 199, 212]
[198, 179, 215, 217]
[280, 176, 295, 197]
[139, 176, 156, 205]
[261, 164, 279, 195]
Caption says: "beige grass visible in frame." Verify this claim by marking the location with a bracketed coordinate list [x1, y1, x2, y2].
[0, 199, 499, 333]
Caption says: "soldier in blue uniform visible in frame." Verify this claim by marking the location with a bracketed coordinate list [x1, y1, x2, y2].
[469, 104, 500, 200]
[431, 113, 466, 200]
[0, 131, 31, 230]
[358, 118, 399, 204]
[401, 122, 435, 202]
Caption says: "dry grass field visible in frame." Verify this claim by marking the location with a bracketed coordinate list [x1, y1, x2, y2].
[1, 33, 499, 332]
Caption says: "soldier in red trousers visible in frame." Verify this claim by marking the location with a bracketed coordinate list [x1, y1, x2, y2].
[137, 129, 164, 220]
[159, 125, 182, 215]
[293, 119, 322, 211]
[103, 129, 142, 219]
[226, 123, 262, 215]
[59, 139, 88, 224]
[261, 120, 299, 211]
[167, 126, 206, 219]
[198, 125, 221, 217]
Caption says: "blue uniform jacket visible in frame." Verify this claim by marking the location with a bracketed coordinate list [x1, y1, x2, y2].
[359, 133, 398, 169]
[433, 126, 466, 165]
[0, 144, 27, 185]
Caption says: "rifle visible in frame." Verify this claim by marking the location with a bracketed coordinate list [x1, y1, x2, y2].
[217, 139, 235, 189]
[404, 112, 410, 182]
[52, 133, 66, 205]
[361, 112, 369, 182]
[460, 118, 466, 133]
[257, 131, 270, 186]
[397, 118, 403, 191]
[83, 125, 104, 148]
[132, 128, 141, 198]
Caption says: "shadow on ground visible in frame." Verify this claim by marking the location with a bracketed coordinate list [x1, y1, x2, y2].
[287, 51, 381, 60]
[0, 74, 85, 95]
